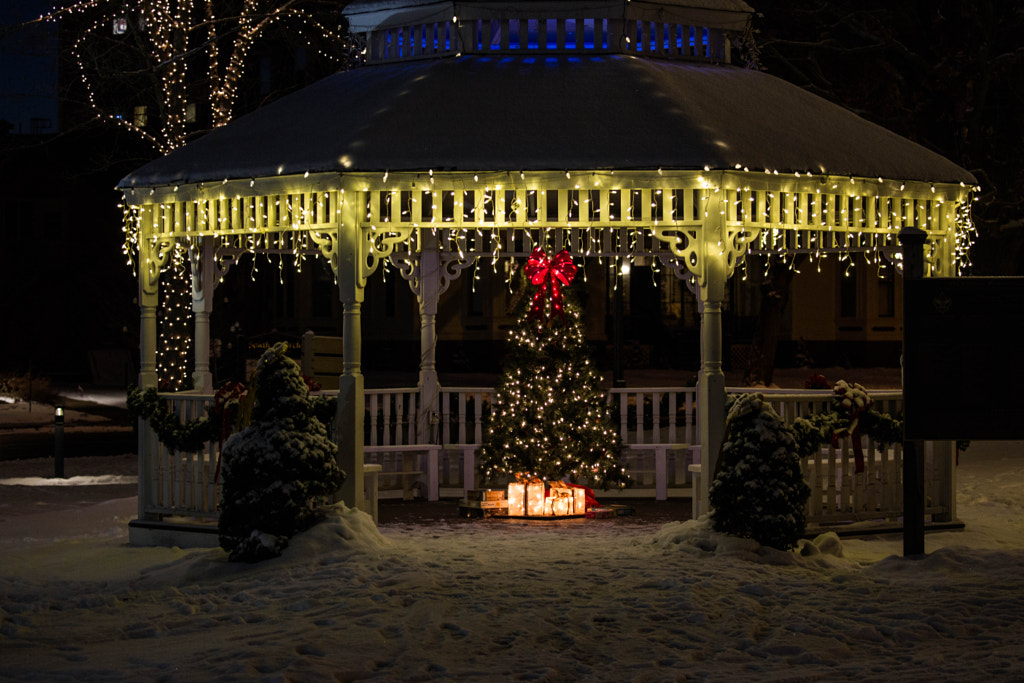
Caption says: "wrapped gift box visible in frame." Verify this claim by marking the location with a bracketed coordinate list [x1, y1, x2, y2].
[526, 480, 546, 516]
[507, 482, 526, 516]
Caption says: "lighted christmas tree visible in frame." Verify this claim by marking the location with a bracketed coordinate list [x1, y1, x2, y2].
[218, 342, 344, 562]
[709, 393, 811, 550]
[157, 245, 194, 391]
[479, 248, 626, 489]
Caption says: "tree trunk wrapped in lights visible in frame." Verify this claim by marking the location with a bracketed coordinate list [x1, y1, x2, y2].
[156, 245, 194, 391]
[479, 249, 627, 491]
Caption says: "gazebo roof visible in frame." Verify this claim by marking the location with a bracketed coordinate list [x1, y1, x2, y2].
[118, 55, 975, 190]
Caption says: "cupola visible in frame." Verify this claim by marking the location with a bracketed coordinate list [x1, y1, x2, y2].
[344, 0, 754, 64]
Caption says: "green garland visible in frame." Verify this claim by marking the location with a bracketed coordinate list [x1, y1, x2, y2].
[127, 386, 222, 453]
[791, 409, 903, 458]
[790, 385, 903, 460]
[128, 385, 337, 454]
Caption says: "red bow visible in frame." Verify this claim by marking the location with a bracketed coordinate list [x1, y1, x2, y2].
[525, 247, 577, 320]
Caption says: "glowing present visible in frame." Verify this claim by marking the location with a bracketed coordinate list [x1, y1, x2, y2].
[526, 480, 546, 516]
[507, 482, 526, 516]
[573, 487, 586, 515]
[551, 496, 571, 516]
[507, 479, 586, 517]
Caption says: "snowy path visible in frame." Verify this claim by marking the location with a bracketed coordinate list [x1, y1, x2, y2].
[2, 441, 1024, 680]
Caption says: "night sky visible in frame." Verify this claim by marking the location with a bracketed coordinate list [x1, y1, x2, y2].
[0, 0, 58, 134]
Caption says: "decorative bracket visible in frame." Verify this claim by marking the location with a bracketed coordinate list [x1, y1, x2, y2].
[187, 240, 205, 304]
[309, 230, 339, 277]
[215, 247, 243, 282]
[141, 236, 175, 296]
[392, 250, 475, 299]
[721, 224, 760, 283]
[361, 225, 416, 285]
[652, 226, 701, 280]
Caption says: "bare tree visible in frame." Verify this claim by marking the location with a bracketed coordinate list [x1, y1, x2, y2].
[42, 0, 357, 153]
[30, 0, 358, 388]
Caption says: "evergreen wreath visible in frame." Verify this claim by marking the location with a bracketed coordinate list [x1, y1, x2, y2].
[790, 380, 903, 466]
[127, 385, 231, 453]
[128, 373, 335, 455]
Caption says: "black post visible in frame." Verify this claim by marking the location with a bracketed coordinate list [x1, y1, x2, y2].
[54, 405, 65, 479]
[613, 265, 625, 388]
[899, 226, 927, 557]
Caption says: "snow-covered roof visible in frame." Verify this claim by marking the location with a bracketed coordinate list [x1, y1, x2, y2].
[118, 55, 976, 190]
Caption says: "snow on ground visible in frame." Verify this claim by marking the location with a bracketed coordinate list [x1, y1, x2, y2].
[2, 440, 1023, 680]
[0, 475, 137, 487]
[0, 387, 129, 435]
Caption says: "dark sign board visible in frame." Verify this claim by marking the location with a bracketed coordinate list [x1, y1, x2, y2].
[903, 277, 1024, 440]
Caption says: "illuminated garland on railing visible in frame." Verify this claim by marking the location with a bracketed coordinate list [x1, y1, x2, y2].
[121, 169, 979, 295]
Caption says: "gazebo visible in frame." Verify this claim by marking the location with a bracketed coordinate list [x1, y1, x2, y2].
[119, 0, 976, 544]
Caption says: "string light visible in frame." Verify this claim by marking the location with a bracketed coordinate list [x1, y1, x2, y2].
[124, 169, 975, 389]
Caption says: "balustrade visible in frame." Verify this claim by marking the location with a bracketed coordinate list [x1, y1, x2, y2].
[137, 387, 951, 530]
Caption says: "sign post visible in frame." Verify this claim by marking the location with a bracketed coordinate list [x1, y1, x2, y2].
[899, 227, 927, 557]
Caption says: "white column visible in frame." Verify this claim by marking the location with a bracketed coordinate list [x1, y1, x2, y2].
[136, 215, 162, 523]
[139, 291, 159, 389]
[697, 299, 725, 512]
[416, 232, 441, 445]
[190, 238, 216, 393]
[696, 189, 728, 515]
[335, 191, 365, 513]
[138, 230, 160, 390]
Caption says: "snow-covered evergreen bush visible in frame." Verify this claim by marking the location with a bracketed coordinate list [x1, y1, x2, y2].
[218, 343, 345, 562]
[709, 393, 810, 550]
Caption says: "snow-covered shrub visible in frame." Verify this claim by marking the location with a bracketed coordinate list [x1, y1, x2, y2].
[709, 393, 811, 550]
[218, 343, 345, 562]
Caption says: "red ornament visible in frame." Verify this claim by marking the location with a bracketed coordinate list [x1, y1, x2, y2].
[524, 247, 577, 320]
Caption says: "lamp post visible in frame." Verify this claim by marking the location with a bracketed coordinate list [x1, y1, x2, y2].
[54, 405, 65, 479]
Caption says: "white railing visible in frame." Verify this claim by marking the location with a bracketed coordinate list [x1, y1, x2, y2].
[365, 387, 420, 446]
[608, 387, 697, 445]
[731, 391, 954, 525]
[137, 394, 219, 520]
[598, 388, 698, 499]
[138, 386, 954, 529]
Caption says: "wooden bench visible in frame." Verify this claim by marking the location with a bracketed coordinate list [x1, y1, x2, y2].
[362, 463, 382, 523]
[622, 444, 692, 500]
[364, 444, 442, 500]
[301, 331, 343, 390]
